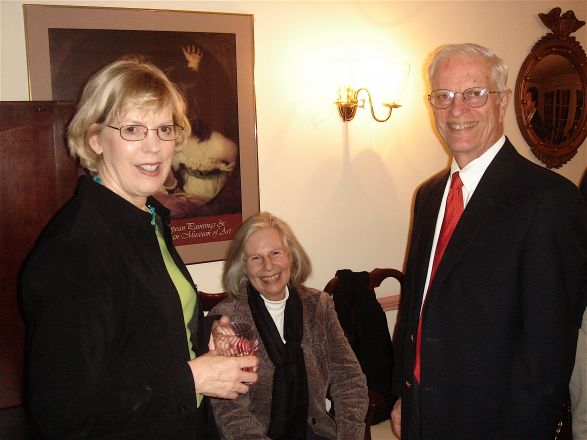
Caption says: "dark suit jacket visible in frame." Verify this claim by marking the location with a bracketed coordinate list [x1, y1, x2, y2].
[530, 111, 546, 140]
[392, 139, 587, 440]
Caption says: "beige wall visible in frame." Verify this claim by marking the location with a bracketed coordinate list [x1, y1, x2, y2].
[2, 1, 586, 322]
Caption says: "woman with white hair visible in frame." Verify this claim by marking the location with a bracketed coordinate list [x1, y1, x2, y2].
[210, 211, 368, 440]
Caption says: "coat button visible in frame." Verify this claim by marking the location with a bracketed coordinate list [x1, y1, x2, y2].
[405, 380, 412, 389]
[311, 417, 316, 425]
[410, 333, 414, 342]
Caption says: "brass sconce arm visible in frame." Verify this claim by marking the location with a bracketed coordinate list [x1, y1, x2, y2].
[335, 87, 401, 123]
[356, 88, 401, 122]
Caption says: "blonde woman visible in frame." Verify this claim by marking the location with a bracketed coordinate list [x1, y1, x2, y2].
[20, 58, 257, 440]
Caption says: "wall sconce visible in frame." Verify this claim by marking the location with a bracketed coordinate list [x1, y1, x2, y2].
[335, 86, 401, 123]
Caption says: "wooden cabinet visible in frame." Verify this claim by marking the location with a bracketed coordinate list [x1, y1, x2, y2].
[0, 101, 77, 409]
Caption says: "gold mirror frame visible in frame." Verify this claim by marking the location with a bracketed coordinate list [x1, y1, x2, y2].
[515, 8, 587, 168]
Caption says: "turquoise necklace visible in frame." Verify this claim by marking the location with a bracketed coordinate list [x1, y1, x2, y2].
[147, 205, 156, 227]
[93, 175, 156, 226]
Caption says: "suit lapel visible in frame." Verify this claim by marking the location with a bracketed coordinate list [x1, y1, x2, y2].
[428, 139, 519, 296]
[412, 171, 449, 311]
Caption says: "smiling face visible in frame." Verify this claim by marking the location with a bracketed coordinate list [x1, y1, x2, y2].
[244, 228, 292, 301]
[431, 54, 511, 168]
[524, 90, 537, 115]
[89, 105, 175, 208]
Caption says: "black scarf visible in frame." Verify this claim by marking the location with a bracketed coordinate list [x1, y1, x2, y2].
[248, 283, 309, 440]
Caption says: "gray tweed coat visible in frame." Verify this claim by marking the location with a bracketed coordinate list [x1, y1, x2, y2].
[209, 285, 368, 440]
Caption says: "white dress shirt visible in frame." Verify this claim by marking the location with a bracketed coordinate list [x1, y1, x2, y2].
[420, 135, 506, 311]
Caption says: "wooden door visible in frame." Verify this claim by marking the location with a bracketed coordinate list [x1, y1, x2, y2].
[0, 101, 78, 409]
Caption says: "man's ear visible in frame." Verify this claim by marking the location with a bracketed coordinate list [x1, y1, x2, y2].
[499, 89, 512, 122]
[87, 124, 103, 155]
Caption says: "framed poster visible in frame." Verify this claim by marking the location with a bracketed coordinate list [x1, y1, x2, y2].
[24, 4, 259, 264]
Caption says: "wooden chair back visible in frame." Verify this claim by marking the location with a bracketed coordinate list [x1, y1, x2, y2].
[197, 290, 227, 312]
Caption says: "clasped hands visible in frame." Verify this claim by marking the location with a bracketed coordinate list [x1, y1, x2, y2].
[188, 316, 258, 399]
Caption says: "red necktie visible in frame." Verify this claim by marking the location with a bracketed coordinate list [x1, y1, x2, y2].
[414, 171, 464, 383]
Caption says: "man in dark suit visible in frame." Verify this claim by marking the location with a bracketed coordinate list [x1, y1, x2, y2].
[525, 86, 546, 140]
[391, 43, 587, 440]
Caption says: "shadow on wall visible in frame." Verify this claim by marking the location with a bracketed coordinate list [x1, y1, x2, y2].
[304, 145, 404, 270]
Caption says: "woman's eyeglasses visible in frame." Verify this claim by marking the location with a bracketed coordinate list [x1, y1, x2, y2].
[105, 124, 184, 141]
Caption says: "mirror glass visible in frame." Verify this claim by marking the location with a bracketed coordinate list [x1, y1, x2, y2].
[514, 8, 587, 168]
[522, 54, 583, 144]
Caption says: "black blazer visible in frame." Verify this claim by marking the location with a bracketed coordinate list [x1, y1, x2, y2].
[20, 176, 208, 439]
[392, 139, 587, 439]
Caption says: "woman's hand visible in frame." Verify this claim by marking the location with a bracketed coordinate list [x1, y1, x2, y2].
[188, 352, 258, 399]
[391, 398, 402, 438]
[210, 316, 234, 345]
[209, 316, 239, 353]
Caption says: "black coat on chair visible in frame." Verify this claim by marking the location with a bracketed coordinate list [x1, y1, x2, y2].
[330, 269, 395, 424]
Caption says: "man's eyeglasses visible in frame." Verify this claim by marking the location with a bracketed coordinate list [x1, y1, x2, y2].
[244, 248, 289, 268]
[105, 124, 184, 141]
[428, 87, 502, 109]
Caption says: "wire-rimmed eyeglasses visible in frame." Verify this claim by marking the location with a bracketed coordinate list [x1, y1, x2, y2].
[244, 248, 289, 268]
[428, 87, 503, 109]
[105, 124, 184, 141]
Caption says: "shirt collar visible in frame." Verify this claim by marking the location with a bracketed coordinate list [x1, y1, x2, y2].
[450, 135, 505, 197]
[262, 286, 290, 306]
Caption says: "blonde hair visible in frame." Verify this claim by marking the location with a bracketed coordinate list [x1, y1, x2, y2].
[222, 212, 312, 297]
[67, 58, 191, 173]
[427, 43, 508, 91]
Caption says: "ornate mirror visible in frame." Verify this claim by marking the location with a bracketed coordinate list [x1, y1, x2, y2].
[515, 8, 587, 168]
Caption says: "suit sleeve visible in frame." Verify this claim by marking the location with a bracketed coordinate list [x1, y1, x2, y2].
[504, 183, 587, 438]
[392, 186, 425, 398]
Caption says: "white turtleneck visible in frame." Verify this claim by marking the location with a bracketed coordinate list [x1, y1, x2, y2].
[262, 286, 289, 343]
